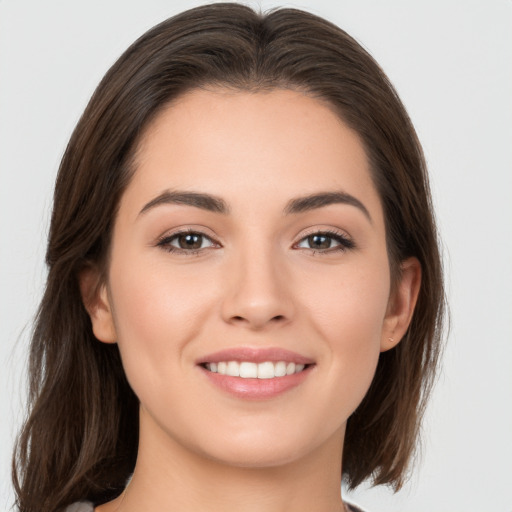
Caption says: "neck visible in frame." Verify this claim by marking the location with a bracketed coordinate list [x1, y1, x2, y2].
[99, 409, 347, 512]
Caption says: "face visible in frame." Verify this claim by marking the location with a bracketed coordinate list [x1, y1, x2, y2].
[85, 88, 419, 469]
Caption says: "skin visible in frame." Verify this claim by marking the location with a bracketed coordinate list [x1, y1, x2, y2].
[82, 88, 420, 512]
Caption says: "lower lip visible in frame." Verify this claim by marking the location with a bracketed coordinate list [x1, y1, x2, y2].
[199, 365, 313, 400]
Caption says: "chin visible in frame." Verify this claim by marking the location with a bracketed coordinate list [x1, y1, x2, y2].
[192, 421, 341, 470]
[201, 442, 310, 469]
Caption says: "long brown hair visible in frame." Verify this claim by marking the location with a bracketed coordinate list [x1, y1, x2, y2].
[13, 3, 445, 511]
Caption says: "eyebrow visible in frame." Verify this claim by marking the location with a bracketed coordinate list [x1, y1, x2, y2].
[284, 191, 371, 222]
[139, 189, 371, 222]
[139, 190, 230, 216]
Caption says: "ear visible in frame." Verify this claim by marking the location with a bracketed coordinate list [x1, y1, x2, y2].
[381, 257, 421, 352]
[79, 266, 117, 344]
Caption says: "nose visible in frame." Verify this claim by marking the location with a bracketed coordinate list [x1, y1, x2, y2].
[221, 244, 294, 330]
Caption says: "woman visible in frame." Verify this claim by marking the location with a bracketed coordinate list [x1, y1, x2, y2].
[12, 3, 444, 512]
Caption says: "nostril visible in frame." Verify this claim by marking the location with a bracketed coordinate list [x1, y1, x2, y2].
[229, 314, 286, 326]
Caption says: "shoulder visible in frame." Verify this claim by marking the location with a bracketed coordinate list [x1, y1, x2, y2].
[65, 502, 94, 512]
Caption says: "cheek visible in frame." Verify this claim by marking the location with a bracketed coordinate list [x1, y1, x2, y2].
[300, 257, 390, 344]
[300, 261, 390, 404]
[107, 254, 218, 391]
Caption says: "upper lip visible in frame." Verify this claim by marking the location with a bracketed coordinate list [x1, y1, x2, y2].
[197, 347, 315, 365]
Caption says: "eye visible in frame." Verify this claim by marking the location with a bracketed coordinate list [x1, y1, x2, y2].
[295, 230, 354, 253]
[157, 230, 218, 254]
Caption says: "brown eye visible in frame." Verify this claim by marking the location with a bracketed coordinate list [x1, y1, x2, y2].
[296, 231, 355, 253]
[307, 234, 332, 249]
[157, 231, 217, 253]
[176, 233, 204, 250]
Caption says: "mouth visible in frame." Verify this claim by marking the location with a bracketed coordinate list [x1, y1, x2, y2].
[201, 360, 309, 379]
[197, 347, 315, 399]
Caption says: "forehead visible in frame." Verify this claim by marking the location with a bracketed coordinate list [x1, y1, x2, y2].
[125, 88, 383, 223]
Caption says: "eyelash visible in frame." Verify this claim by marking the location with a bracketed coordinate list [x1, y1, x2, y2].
[156, 228, 355, 256]
[156, 228, 218, 255]
[295, 229, 355, 254]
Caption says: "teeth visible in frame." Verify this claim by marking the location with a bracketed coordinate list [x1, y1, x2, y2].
[206, 361, 307, 379]
[226, 361, 240, 377]
[239, 362, 258, 378]
[258, 361, 274, 379]
[275, 361, 287, 377]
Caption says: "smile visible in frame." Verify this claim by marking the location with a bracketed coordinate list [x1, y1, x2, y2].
[198, 348, 315, 399]
[204, 361, 306, 379]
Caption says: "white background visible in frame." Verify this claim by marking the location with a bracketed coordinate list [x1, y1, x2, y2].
[1, 1, 511, 511]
